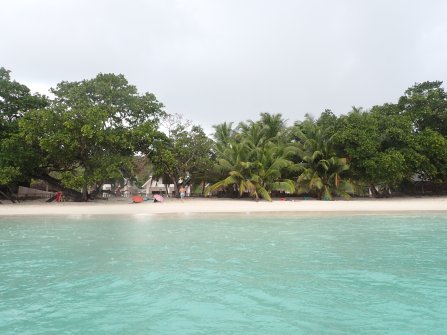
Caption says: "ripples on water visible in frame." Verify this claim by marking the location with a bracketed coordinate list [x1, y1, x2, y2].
[1, 214, 446, 334]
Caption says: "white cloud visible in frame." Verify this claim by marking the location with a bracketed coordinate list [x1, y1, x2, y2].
[3, 0, 447, 132]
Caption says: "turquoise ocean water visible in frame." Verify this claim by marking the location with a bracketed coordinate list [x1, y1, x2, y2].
[1, 214, 446, 334]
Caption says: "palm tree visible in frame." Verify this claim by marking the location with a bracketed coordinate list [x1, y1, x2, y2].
[294, 120, 353, 200]
[237, 121, 267, 150]
[209, 115, 297, 201]
[207, 141, 295, 201]
[254, 142, 296, 196]
[207, 167, 271, 201]
[259, 112, 287, 142]
[207, 140, 269, 200]
[297, 156, 353, 200]
[212, 122, 234, 156]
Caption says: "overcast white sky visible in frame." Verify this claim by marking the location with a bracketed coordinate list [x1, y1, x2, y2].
[2, 0, 447, 133]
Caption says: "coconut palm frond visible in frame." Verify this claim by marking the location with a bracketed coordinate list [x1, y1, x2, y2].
[272, 179, 295, 193]
[294, 120, 353, 200]
[205, 181, 225, 195]
[257, 186, 271, 201]
[339, 179, 354, 193]
[217, 158, 234, 172]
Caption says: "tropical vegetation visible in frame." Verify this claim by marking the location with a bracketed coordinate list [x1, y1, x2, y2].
[1, 67, 446, 201]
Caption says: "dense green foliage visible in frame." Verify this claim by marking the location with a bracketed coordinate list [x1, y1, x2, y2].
[1, 70, 164, 200]
[1, 67, 446, 201]
[0, 68, 48, 196]
[207, 115, 296, 201]
[293, 118, 353, 200]
[150, 114, 214, 196]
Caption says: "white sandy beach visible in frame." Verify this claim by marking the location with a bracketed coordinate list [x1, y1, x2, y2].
[1, 197, 446, 216]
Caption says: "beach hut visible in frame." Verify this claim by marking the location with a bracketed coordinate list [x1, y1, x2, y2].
[142, 176, 175, 197]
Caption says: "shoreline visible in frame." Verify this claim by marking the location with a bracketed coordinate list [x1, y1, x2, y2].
[1, 197, 447, 217]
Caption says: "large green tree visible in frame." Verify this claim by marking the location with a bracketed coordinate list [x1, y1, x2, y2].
[412, 129, 447, 182]
[0, 68, 48, 200]
[150, 117, 214, 196]
[398, 81, 447, 136]
[334, 106, 408, 196]
[335, 92, 447, 196]
[19, 73, 164, 200]
[397, 81, 447, 185]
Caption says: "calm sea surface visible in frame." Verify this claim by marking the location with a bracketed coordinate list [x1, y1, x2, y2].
[1, 214, 446, 334]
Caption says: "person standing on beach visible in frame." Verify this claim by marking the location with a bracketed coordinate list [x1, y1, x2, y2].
[179, 185, 186, 201]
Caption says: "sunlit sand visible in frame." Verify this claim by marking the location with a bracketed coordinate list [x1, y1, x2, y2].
[1, 197, 446, 216]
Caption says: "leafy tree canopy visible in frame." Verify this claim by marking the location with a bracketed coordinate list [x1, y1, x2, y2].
[398, 81, 447, 136]
[0, 68, 48, 189]
[19, 73, 165, 200]
[150, 114, 214, 196]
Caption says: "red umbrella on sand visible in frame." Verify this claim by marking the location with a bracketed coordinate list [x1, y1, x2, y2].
[132, 195, 144, 203]
[153, 194, 164, 203]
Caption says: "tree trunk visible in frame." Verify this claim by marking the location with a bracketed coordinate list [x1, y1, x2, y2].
[38, 173, 83, 201]
[89, 183, 105, 199]
[369, 184, 381, 198]
[201, 180, 206, 197]
[81, 169, 90, 202]
[7, 186, 19, 203]
[0, 189, 15, 203]
[82, 182, 88, 202]
[164, 184, 169, 197]
[172, 178, 179, 198]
